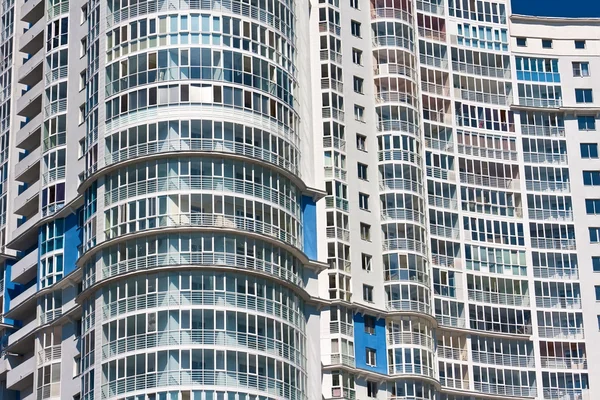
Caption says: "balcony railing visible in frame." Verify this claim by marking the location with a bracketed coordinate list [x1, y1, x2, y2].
[523, 153, 568, 165]
[459, 172, 519, 190]
[427, 166, 456, 181]
[458, 89, 512, 106]
[418, 27, 446, 42]
[452, 61, 510, 79]
[387, 331, 434, 349]
[416, 0, 444, 15]
[420, 54, 449, 69]
[468, 290, 530, 307]
[428, 195, 458, 210]
[329, 321, 354, 337]
[440, 377, 470, 390]
[318, 21, 341, 36]
[421, 82, 450, 97]
[380, 208, 425, 224]
[325, 196, 349, 212]
[324, 166, 347, 181]
[322, 353, 355, 368]
[425, 137, 453, 152]
[540, 356, 587, 370]
[457, 143, 518, 161]
[533, 267, 579, 280]
[535, 297, 581, 310]
[525, 180, 570, 193]
[322, 107, 345, 122]
[528, 209, 573, 222]
[437, 346, 468, 361]
[519, 97, 563, 108]
[321, 78, 343, 92]
[436, 315, 465, 328]
[521, 124, 565, 138]
[472, 351, 535, 368]
[330, 387, 356, 400]
[543, 388, 590, 400]
[370, 7, 412, 23]
[474, 382, 537, 398]
[538, 326, 584, 340]
[327, 258, 351, 272]
[530, 238, 576, 251]
[326, 227, 350, 242]
[386, 299, 431, 314]
[320, 49, 342, 64]
[429, 224, 460, 239]
[323, 136, 346, 151]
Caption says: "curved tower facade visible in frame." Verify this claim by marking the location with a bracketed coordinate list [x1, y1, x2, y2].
[2, 1, 600, 400]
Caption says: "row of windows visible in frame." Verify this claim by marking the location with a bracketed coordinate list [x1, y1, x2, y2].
[517, 37, 587, 50]
[106, 48, 295, 106]
[105, 83, 296, 129]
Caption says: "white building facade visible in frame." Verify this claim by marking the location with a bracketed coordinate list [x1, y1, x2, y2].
[0, 0, 598, 400]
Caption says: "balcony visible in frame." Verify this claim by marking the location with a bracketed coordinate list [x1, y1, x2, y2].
[7, 318, 36, 350]
[326, 227, 350, 242]
[16, 80, 42, 119]
[8, 283, 37, 315]
[428, 195, 458, 211]
[437, 346, 468, 361]
[457, 88, 513, 106]
[459, 172, 520, 190]
[519, 97, 563, 109]
[10, 212, 40, 251]
[321, 78, 343, 93]
[318, 21, 341, 36]
[322, 353, 355, 368]
[457, 143, 518, 162]
[427, 166, 456, 182]
[528, 209, 573, 222]
[13, 180, 39, 217]
[323, 136, 346, 152]
[386, 299, 431, 314]
[474, 382, 536, 398]
[388, 331, 434, 349]
[417, 0, 444, 14]
[436, 315, 466, 328]
[472, 351, 535, 368]
[20, 0, 44, 24]
[325, 196, 349, 212]
[535, 297, 581, 310]
[420, 54, 449, 69]
[521, 124, 565, 138]
[374, 63, 414, 78]
[18, 50, 43, 87]
[452, 61, 511, 79]
[19, 18, 44, 55]
[540, 356, 587, 370]
[14, 146, 40, 184]
[322, 107, 345, 122]
[324, 166, 347, 181]
[530, 238, 576, 251]
[15, 114, 42, 152]
[440, 377, 470, 390]
[421, 82, 450, 97]
[543, 388, 590, 400]
[468, 290, 530, 307]
[533, 267, 579, 280]
[6, 353, 34, 390]
[319, 50, 342, 64]
[327, 258, 351, 272]
[10, 249, 37, 285]
[329, 387, 355, 400]
[370, 6, 412, 24]
[429, 224, 460, 239]
[418, 27, 446, 42]
[538, 327, 584, 340]
[523, 153, 568, 165]
[329, 321, 353, 337]
[525, 180, 570, 193]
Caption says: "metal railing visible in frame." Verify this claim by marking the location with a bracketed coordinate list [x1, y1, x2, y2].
[528, 209, 573, 222]
[329, 321, 353, 336]
[457, 143, 518, 161]
[521, 124, 565, 138]
[387, 331, 434, 349]
[325, 196, 349, 212]
[535, 297, 581, 310]
[452, 61, 511, 79]
[533, 267, 579, 280]
[526, 180, 571, 193]
[519, 97, 563, 108]
[540, 356, 587, 370]
[468, 290, 530, 307]
[472, 351, 535, 368]
[538, 326, 584, 340]
[531, 238, 576, 251]
[437, 346, 468, 361]
[473, 382, 536, 397]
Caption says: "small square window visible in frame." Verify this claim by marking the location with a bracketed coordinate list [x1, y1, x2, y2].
[365, 347, 376, 365]
[364, 315, 376, 334]
[350, 0, 359, 9]
[80, 38, 87, 57]
[516, 37, 527, 47]
[581, 143, 599, 158]
[542, 39, 553, 49]
[576, 88, 594, 103]
[575, 40, 586, 49]
[596, 286, 600, 301]
[573, 62, 590, 77]
[357, 162, 368, 180]
[78, 139, 85, 159]
[360, 223, 371, 241]
[352, 48, 363, 65]
[589, 227, 600, 243]
[80, 4, 88, 24]
[578, 116, 596, 130]
[351, 20, 361, 37]
[361, 253, 372, 271]
[353, 76, 364, 94]
[356, 134, 367, 151]
[367, 381, 378, 398]
[363, 285, 373, 302]
[79, 104, 85, 124]
[359, 192, 369, 210]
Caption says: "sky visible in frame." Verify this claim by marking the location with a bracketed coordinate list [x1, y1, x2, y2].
[511, 0, 600, 18]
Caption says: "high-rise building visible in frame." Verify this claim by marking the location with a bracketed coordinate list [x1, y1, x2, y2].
[0, 0, 598, 399]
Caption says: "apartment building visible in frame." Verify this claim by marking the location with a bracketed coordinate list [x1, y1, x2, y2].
[0, 0, 597, 399]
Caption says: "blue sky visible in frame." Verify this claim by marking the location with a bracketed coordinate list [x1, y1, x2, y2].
[512, 0, 600, 17]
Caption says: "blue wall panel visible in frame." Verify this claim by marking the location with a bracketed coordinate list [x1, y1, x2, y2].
[301, 196, 317, 260]
[354, 313, 387, 374]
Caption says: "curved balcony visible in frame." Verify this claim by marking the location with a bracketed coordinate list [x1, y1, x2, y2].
[387, 331, 434, 350]
[386, 299, 431, 315]
[388, 364, 436, 380]
[370, 5, 412, 24]
[103, 212, 301, 249]
[382, 238, 427, 254]
[380, 208, 426, 225]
